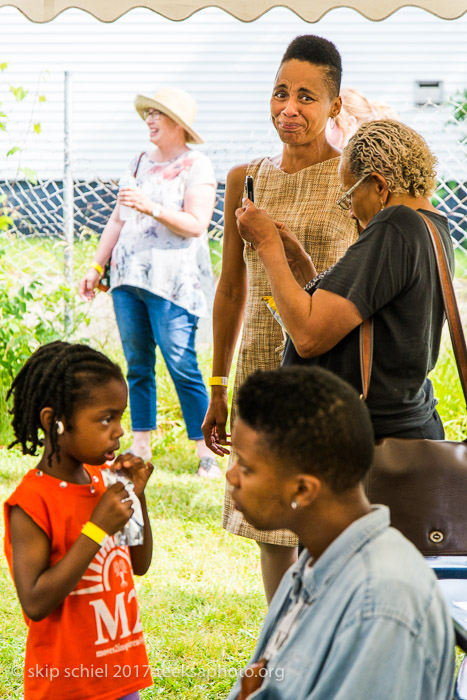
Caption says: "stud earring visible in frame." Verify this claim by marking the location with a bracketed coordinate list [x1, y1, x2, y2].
[55, 420, 65, 435]
[291, 500, 299, 510]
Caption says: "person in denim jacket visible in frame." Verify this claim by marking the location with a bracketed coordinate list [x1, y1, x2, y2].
[226, 366, 454, 700]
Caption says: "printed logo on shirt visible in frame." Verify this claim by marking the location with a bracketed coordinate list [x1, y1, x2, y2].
[69, 536, 143, 652]
[70, 536, 131, 597]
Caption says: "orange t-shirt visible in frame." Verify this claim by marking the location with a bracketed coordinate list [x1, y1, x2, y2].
[4, 465, 153, 700]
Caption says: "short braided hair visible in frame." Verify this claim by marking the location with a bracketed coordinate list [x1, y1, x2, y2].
[343, 119, 437, 197]
[7, 341, 124, 464]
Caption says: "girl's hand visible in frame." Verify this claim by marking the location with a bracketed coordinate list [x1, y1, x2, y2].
[90, 482, 133, 535]
[79, 267, 100, 301]
[113, 452, 154, 498]
[117, 187, 154, 216]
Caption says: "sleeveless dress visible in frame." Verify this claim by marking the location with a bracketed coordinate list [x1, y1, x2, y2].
[222, 155, 358, 545]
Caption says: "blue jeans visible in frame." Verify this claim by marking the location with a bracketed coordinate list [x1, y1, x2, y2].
[112, 286, 208, 440]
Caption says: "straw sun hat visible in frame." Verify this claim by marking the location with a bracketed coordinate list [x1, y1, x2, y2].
[134, 87, 203, 144]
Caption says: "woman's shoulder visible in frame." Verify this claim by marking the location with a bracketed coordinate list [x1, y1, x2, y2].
[184, 148, 212, 165]
[361, 206, 451, 262]
[227, 156, 268, 181]
[129, 150, 148, 168]
[226, 163, 248, 187]
[375, 205, 449, 235]
[181, 149, 216, 181]
[246, 156, 272, 175]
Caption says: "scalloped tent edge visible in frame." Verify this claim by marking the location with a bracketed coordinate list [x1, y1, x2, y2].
[1, 0, 467, 23]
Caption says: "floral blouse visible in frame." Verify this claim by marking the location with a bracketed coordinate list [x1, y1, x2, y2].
[111, 149, 216, 317]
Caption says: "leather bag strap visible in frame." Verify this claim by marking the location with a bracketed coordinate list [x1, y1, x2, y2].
[359, 316, 373, 400]
[133, 151, 145, 178]
[359, 211, 467, 404]
[421, 212, 467, 401]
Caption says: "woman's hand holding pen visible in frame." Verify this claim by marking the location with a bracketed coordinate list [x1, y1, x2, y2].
[235, 199, 281, 252]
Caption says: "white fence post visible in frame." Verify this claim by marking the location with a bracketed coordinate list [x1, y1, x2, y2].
[63, 69, 74, 335]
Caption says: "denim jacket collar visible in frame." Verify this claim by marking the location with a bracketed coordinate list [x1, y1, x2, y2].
[289, 505, 390, 605]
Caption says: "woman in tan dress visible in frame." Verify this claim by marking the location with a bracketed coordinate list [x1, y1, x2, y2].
[202, 35, 358, 602]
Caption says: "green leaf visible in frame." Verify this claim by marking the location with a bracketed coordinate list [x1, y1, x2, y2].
[33, 123, 41, 135]
[38, 95, 46, 103]
[0, 62, 7, 71]
[9, 85, 28, 101]
[6, 146, 20, 157]
[19, 167, 38, 185]
[0, 215, 13, 231]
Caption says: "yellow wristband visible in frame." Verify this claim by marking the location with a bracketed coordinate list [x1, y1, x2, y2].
[89, 261, 103, 276]
[81, 521, 108, 545]
[209, 376, 228, 388]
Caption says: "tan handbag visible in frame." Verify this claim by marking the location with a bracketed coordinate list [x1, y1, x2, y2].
[362, 212, 467, 556]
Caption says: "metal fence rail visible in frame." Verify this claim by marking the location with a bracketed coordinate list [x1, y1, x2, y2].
[1, 97, 467, 341]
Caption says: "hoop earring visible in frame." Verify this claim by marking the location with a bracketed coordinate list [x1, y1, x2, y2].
[55, 420, 65, 435]
[329, 117, 336, 130]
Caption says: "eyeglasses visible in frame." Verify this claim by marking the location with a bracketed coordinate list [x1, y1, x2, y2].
[336, 174, 369, 211]
[142, 108, 162, 121]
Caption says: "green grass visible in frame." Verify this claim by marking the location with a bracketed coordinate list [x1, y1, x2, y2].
[454, 246, 467, 278]
[0, 447, 265, 699]
[430, 335, 467, 441]
[2, 232, 467, 695]
[0, 339, 256, 698]
[1, 337, 466, 696]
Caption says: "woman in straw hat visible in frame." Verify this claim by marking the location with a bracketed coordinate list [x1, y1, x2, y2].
[80, 88, 221, 478]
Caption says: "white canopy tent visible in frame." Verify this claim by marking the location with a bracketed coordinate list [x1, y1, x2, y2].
[2, 0, 466, 22]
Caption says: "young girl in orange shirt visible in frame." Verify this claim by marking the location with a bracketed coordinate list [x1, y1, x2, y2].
[4, 341, 154, 700]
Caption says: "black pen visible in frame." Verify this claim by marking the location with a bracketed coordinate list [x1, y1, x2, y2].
[243, 176, 255, 250]
[245, 175, 254, 202]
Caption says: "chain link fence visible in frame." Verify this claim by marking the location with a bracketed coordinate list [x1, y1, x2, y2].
[1, 96, 467, 345]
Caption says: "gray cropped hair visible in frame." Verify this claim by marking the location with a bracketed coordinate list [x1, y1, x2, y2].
[343, 120, 437, 197]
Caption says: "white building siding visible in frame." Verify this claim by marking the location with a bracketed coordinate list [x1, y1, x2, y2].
[0, 5, 466, 181]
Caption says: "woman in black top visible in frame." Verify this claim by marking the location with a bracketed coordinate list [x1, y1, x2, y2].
[236, 120, 454, 439]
